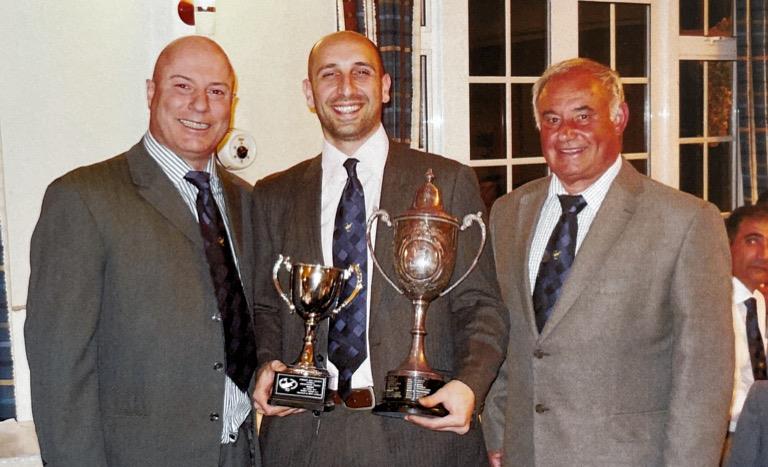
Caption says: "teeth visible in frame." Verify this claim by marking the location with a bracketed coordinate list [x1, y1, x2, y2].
[179, 119, 210, 130]
[334, 104, 361, 114]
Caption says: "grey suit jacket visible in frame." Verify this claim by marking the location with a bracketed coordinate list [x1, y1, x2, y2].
[726, 380, 768, 467]
[483, 160, 734, 466]
[25, 142, 257, 467]
[251, 143, 509, 467]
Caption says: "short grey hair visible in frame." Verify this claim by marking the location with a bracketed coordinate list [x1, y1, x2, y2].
[532, 58, 624, 128]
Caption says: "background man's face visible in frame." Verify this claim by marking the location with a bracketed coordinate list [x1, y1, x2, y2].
[731, 216, 768, 292]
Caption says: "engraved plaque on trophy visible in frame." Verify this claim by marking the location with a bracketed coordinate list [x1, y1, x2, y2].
[367, 170, 486, 418]
[269, 255, 363, 410]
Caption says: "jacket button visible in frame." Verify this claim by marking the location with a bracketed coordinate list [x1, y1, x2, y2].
[210, 412, 220, 421]
[534, 404, 549, 414]
[213, 362, 224, 371]
[317, 355, 324, 362]
[211, 313, 222, 321]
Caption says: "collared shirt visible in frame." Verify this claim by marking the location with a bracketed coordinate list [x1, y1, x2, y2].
[527, 155, 623, 290]
[320, 124, 388, 390]
[143, 132, 250, 444]
[730, 277, 768, 431]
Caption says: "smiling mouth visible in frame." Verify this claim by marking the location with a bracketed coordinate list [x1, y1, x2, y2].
[331, 102, 364, 115]
[179, 119, 210, 130]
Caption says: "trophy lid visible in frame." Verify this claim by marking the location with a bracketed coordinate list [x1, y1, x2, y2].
[402, 169, 459, 223]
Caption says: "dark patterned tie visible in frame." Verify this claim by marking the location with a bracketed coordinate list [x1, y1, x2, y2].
[532, 194, 587, 333]
[745, 297, 768, 381]
[184, 171, 257, 392]
[328, 158, 368, 399]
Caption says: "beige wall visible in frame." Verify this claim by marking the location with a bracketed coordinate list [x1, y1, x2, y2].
[0, 0, 337, 420]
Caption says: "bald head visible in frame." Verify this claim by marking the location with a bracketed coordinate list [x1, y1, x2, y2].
[307, 31, 385, 81]
[146, 36, 235, 169]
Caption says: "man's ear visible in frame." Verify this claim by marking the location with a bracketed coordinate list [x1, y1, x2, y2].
[302, 78, 316, 111]
[381, 73, 392, 104]
[146, 79, 156, 109]
[613, 101, 629, 133]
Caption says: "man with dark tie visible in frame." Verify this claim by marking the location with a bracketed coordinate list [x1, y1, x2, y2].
[250, 31, 508, 466]
[724, 204, 768, 455]
[482, 57, 734, 466]
[25, 36, 259, 466]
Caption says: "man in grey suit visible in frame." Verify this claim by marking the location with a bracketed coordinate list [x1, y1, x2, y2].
[25, 36, 259, 466]
[250, 31, 508, 466]
[483, 58, 734, 466]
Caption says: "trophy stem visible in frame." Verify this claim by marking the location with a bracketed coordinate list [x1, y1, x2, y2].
[294, 314, 319, 370]
[400, 299, 436, 375]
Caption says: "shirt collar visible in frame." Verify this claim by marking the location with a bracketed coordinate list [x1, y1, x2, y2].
[321, 125, 389, 183]
[142, 131, 220, 187]
[734, 277, 759, 304]
[547, 155, 623, 207]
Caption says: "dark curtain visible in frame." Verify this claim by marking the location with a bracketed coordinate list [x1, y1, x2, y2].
[346, 0, 414, 144]
[737, 0, 768, 203]
[0, 221, 14, 420]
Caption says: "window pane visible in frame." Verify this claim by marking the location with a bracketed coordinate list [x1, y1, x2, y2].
[628, 158, 648, 176]
[708, 61, 733, 137]
[511, 84, 539, 157]
[680, 0, 705, 35]
[469, 0, 505, 76]
[470, 84, 506, 160]
[510, 0, 547, 76]
[709, 0, 733, 36]
[708, 142, 732, 211]
[474, 166, 507, 210]
[615, 4, 648, 77]
[623, 84, 647, 153]
[679, 61, 704, 137]
[680, 144, 704, 197]
[513, 163, 548, 189]
[578, 2, 610, 67]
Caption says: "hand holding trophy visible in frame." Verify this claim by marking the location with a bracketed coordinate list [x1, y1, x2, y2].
[367, 169, 486, 418]
[269, 255, 363, 411]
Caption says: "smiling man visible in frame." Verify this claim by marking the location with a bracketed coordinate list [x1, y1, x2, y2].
[483, 58, 734, 466]
[250, 31, 508, 467]
[723, 204, 768, 457]
[25, 36, 259, 467]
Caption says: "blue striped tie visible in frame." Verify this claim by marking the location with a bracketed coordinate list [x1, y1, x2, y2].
[746, 297, 767, 380]
[328, 158, 368, 399]
[532, 194, 587, 333]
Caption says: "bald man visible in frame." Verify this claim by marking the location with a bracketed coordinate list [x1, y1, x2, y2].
[26, 36, 260, 467]
[250, 31, 508, 467]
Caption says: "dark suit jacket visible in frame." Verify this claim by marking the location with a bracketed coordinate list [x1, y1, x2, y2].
[726, 380, 768, 467]
[251, 143, 509, 467]
[25, 142, 257, 467]
[483, 160, 734, 466]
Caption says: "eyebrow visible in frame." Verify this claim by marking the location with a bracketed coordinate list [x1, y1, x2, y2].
[169, 74, 231, 88]
[315, 61, 376, 74]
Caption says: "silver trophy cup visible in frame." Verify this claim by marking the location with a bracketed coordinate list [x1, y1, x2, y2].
[368, 170, 486, 418]
[269, 255, 363, 410]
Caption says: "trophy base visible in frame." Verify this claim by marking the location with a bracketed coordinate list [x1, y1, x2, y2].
[372, 373, 448, 419]
[268, 370, 328, 411]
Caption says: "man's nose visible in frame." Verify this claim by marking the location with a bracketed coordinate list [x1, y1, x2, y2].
[190, 89, 210, 112]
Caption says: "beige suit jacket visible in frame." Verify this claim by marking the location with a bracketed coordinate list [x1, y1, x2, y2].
[483, 160, 733, 466]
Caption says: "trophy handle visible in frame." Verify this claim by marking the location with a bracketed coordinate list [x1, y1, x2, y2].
[366, 209, 404, 294]
[272, 254, 296, 313]
[331, 264, 365, 315]
[439, 212, 487, 297]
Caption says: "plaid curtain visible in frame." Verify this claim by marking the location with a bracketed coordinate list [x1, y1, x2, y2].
[737, 0, 768, 203]
[0, 221, 14, 420]
[341, 0, 414, 144]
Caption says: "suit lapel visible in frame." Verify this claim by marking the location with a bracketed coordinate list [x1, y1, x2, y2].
[515, 183, 549, 337]
[127, 144, 202, 248]
[540, 160, 642, 340]
[299, 156, 325, 264]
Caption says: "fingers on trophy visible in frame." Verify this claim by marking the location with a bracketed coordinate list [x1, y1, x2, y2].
[270, 255, 363, 411]
[368, 169, 486, 418]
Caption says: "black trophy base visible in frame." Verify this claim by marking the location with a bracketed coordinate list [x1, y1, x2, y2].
[372, 373, 448, 419]
[268, 370, 328, 411]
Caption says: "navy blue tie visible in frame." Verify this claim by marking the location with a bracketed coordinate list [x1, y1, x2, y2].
[745, 297, 768, 380]
[328, 158, 368, 399]
[184, 171, 257, 392]
[532, 194, 587, 333]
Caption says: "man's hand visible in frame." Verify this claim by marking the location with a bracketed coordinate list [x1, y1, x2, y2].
[488, 450, 503, 467]
[405, 379, 475, 434]
[252, 360, 305, 417]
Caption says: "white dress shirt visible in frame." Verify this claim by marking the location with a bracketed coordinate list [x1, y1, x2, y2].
[527, 156, 623, 290]
[729, 277, 767, 431]
[320, 125, 388, 390]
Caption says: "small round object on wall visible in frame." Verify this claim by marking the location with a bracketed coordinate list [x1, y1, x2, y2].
[218, 129, 257, 171]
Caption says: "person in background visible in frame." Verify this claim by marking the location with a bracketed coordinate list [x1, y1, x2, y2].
[25, 36, 260, 467]
[483, 57, 733, 466]
[250, 31, 509, 467]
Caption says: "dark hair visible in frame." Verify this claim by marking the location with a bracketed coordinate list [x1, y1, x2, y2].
[725, 204, 768, 243]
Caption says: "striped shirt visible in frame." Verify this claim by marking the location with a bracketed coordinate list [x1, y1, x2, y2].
[142, 132, 251, 444]
[527, 155, 623, 290]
